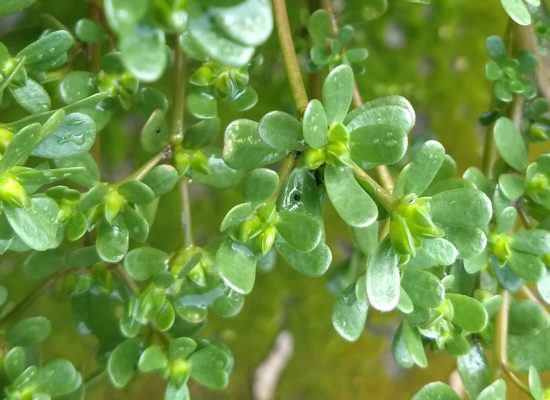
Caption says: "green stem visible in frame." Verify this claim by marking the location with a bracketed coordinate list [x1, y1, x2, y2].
[320, 0, 394, 191]
[170, 34, 187, 145]
[272, 0, 309, 115]
[0, 57, 25, 94]
[491, 291, 532, 396]
[270, 153, 298, 203]
[124, 146, 171, 182]
[352, 162, 397, 211]
[517, 24, 550, 101]
[180, 177, 194, 248]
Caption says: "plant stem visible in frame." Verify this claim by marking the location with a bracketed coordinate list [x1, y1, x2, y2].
[272, 0, 309, 115]
[88, 0, 102, 164]
[352, 162, 397, 211]
[170, 34, 187, 146]
[320, 0, 394, 191]
[169, 34, 193, 248]
[517, 25, 550, 100]
[521, 285, 550, 317]
[491, 290, 532, 396]
[124, 146, 171, 182]
[180, 177, 194, 248]
[270, 153, 298, 203]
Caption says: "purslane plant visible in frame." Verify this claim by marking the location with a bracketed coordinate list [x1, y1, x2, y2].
[0, 0, 549, 399]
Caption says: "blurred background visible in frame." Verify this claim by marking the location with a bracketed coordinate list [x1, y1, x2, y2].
[0, 0, 542, 399]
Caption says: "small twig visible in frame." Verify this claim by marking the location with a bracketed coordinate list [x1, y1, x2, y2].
[521, 285, 550, 317]
[180, 178, 194, 248]
[124, 146, 172, 182]
[517, 25, 550, 101]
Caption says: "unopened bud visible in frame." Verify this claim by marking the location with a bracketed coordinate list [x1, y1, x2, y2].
[0, 174, 28, 208]
[489, 233, 511, 265]
[191, 150, 210, 175]
[104, 188, 126, 223]
[175, 151, 191, 176]
[403, 198, 443, 239]
[303, 147, 326, 170]
[390, 213, 416, 257]
[256, 203, 278, 225]
[257, 225, 277, 255]
[238, 215, 263, 242]
[0, 127, 14, 153]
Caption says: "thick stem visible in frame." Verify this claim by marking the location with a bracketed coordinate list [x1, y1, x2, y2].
[517, 25, 550, 101]
[272, 0, 309, 115]
[180, 178, 194, 248]
[320, 0, 394, 191]
[88, 0, 103, 164]
[352, 162, 397, 211]
[170, 35, 187, 145]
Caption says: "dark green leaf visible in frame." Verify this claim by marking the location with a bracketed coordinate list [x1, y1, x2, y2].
[216, 239, 257, 295]
[402, 321, 428, 368]
[332, 277, 368, 342]
[140, 110, 169, 153]
[17, 30, 74, 65]
[107, 338, 141, 388]
[6, 316, 51, 347]
[23, 248, 64, 279]
[120, 27, 167, 82]
[124, 247, 168, 281]
[275, 239, 332, 277]
[75, 18, 107, 43]
[0, 0, 36, 16]
[142, 165, 178, 196]
[118, 180, 155, 204]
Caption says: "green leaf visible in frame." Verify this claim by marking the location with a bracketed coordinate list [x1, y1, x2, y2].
[118, 181, 155, 204]
[346, 95, 415, 132]
[366, 239, 400, 312]
[402, 321, 428, 368]
[401, 269, 444, 309]
[169, 337, 197, 360]
[104, 0, 149, 34]
[457, 343, 490, 400]
[476, 380, 506, 400]
[140, 110, 169, 153]
[322, 65, 354, 124]
[303, 100, 328, 149]
[332, 278, 368, 342]
[10, 78, 51, 113]
[75, 18, 107, 44]
[486, 36, 507, 63]
[220, 203, 253, 231]
[124, 247, 168, 281]
[406, 238, 458, 268]
[96, 217, 129, 263]
[349, 123, 408, 167]
[107, 338, 141, 388]
[308, 10, 330, 46]
[431, 188, 492, 229]
[275, 239, 332, 277]
[511, 229, 550, 255]
[5, 197, 58, 251]
[32, 113, 96, 158]
[392, 325, 414, 369]
[324, 164, 377, 228]
[189, 150, 243, 189]
[500, 0, 531, 26]
[188, 15, 254, 67]
[59, 71, 95, 106]
[6, 316, 51, 347]
[211, 0, 273, 47]
[401, 141, 445, 195]
[495, 206, 517, 233]
[0, 123, 42, 173]
[412, 382, 460, 400]
[223, 119, 286, 169]
[183, 118, 220, 150]
[498, 173, 525, 201]
[276, 211, 322, 252]
[446, 293, 489, 332]
[529, 366, 544, 400]
[36, 359, 81, 396]
[259, 111, 304, 151]
[211, 288, 245, 318]
[216, 239, 257, 295]
[142, 165, 178, 196]
[138, 345, 168, 372]
[3, 347, 25, 381]
[509, 301, 549, 336]
[508, 251, 544, 281]
[494, 117, 528, 171]
[164, 382, 191, 400]
[537, 269, 550, 304]
[17, 30, 74, 65]
[0, 0, 36, 16]
[189, 346, 230, 389]
[187, 90, 217, 119]
[243, 168, 279, 203]
[120, 27, 167, 82]
[23, 249, 64, 279]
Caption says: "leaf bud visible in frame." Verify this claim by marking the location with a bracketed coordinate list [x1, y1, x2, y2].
[256, 203, 278, 225]
[257, 225, 277, 255]
[190, 150, 210, 175]
[238, 215, 263, 242]
[489, 233, 511, 265]
[169, 358, 190, 388]
[0, 174, 28, 208]
[403, 198, 443, 239]
[390, 213, 416, 257]
[174, 150, 191, 176]
[0, 127, 14, 153]
[303, 147, 326, 170]
[104, 188, 126, 223]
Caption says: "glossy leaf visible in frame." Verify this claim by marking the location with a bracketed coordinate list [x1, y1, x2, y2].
[447, 293, 488, 332]
[367, 239, 400, 312]
[124, 247, 168, 281]
[36, 359, 81, 397]
[498, 173, 525, 200]
[104, 0, 148, 34]
[138, 345, 168, 372]
[401, 140, 445, 195]
[406, 238, 458, 269]
[140, 110, 169, 153]
[243, 168, 279, 203]
[276, 211, 322, 252]
[183, 118, 220, 150]
[6, 316, 51, 347]
[402, 321, 428, 368]
[118, 181, 155, 204]
[120, 27, 167, 82]
[476, 380, 506, 400]
[32, 113, 96, 158]
[59, 71, 95, 104]
[10, 78, 51, 113]
[275, 239, 332, 277]
[457, 343, 489, 400]
[5, 197, 58, 251]
[500, 0, 531, 26]
[223, 119, 286, 170]
[142, 165, 178, 196]
[96, 217, 129, 263]
[107, 338, 141, 388]
[18, 30, 74, 65]
[322, 65, 354, 124]
[189, 346, 230, 389]
[412, 382, 460, 400]
[494, 117, 528, 171]
[216, 239, 257, 295]
[259, 111, 303, 151]
[332, 278, 368, 342]
[401, 269, 444, 309]
[303, 100, 328, 149]
[324, 164, 377, 228]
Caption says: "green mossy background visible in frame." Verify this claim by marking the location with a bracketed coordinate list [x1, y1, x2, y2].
[0, 0, 543, 399]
